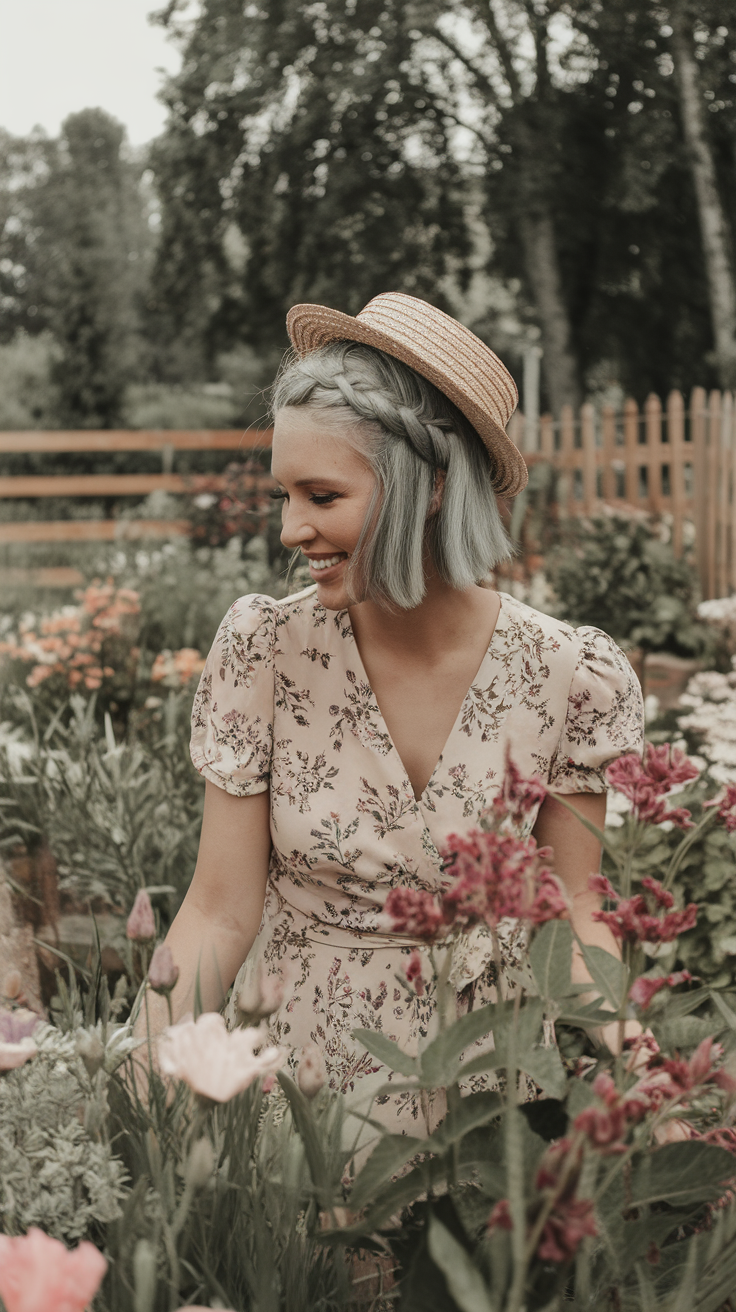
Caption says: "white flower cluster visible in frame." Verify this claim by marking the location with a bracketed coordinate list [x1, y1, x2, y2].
[697, 595, 736, 625]
[676, 658, 736, 783]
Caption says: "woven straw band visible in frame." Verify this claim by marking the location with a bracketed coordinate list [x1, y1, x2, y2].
[286, 291, 527, 497]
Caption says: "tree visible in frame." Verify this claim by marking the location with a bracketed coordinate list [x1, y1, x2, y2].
[0, 110, 152, 427]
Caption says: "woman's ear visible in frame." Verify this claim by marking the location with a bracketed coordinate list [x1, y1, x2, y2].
[428, 469, 446, 516]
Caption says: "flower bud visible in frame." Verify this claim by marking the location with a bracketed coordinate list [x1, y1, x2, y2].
[237, 966, 284, 1020]
[133, 1238, 157, 1312]
[76, 1028, 105, 1077]
[2, 970, 22, 1000]
[185, 1136, 215, 1189]
[297, 1042, 326, 1099]
[126, 889, 155, 941]
[148, 943, 179, 994]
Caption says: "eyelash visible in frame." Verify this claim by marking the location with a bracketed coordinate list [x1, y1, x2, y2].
[269, 489, 339, 506]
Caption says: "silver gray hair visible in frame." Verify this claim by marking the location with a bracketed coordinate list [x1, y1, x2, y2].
[271, 340, 513, 609]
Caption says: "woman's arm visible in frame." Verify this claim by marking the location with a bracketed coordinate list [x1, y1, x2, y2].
[137, 781, 271, 1038]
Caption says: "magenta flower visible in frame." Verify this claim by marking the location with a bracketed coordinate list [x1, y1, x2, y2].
[629, 970, 693, 1010]
[537, 1197, 598, 1262]
[158, 1012, 283, 1102]
[590, 874, 698, 945]
[0, 1227, 107, 1312]
[378, 887, 445, 941]
[0, 1008, 40, 1072]
[704, 782, 736, 833]
[126, 889, 155, 941]
[441, 830, 567, 930]
[605, 743, 698, 830]
[403, 949, 425, 996]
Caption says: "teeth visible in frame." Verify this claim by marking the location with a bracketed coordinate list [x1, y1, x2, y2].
[310, 555, 344, 571]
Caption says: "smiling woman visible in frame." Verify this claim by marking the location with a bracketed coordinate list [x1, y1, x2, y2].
[149, 292, 645, 1135]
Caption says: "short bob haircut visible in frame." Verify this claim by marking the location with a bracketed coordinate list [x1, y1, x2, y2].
[271, 340, 513, 610]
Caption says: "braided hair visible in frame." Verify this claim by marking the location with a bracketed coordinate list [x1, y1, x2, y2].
[272, 341, 512, 610]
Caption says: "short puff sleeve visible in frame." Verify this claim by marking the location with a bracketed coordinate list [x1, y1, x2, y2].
[190, 593, 276, 797]
[548, 627, 644, 794]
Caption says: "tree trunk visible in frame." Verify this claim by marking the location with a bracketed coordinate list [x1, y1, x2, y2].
[518, 209, 583, 415]
[671, 5, 736, 386]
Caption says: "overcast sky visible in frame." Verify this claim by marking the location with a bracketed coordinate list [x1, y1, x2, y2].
[0, 0, 186, 146]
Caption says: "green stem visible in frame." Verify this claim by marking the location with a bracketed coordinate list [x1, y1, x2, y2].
[505, 990, 527, 1312]
[663, 808, 715, 892]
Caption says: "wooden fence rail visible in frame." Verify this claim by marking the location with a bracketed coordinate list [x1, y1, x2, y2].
[0, 394, 733, 599]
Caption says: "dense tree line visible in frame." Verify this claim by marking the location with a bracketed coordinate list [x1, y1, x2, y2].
[1, 1, 736, 423]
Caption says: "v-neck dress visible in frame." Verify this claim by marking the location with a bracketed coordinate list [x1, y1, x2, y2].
[191, 586, 643, 1127]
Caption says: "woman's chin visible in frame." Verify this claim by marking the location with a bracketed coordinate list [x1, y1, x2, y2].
[314, 576, 351, 610]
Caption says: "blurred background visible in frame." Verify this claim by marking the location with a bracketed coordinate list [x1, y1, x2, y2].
[4, 2, 736, 1001]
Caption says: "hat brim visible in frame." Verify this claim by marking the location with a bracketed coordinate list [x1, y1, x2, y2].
[286, 303, 528, 498]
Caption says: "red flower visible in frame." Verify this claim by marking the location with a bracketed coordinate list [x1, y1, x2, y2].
[573, 1073, 628, 1154]
[704, 783, 736, 833]
[537, 1197, 597, 1262]
[590, 874, 698, 946]
[487, 1199, 513, 1232]
[492, 751, 547, 829]
[629, 969, 693, 1010]
[606, 744, 697, 830]
[404, 949, 425, 996]
[634, 1037, 736, 1108]
[440, 830, 568, 931]
[380, 888, 444, 941]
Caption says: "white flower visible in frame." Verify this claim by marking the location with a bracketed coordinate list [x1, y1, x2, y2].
[158, 1012, 283, 1102]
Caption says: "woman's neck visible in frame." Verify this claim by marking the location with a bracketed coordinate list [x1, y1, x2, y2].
[348, 573, 499, 667]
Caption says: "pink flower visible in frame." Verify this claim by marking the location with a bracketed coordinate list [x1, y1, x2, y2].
[0, 1008, 40, 1071]
[236, 966, 285, 1019]
[158, 1012, 283, 1102]
[126, 889, 155, 941]
[573, 1073, 628, 1154]
[403, 949, 425, 996]
[0, 1227, 107, 1312]
[537, 1197, 597, 1262]
[633, 1037, 736, 1110]
[379, 887, 445, 941]
[148, 944, 179, 994]
[441, 830, 567, 930]
[606, 745, 697, 829]
[493, 751, 547, 829]
[487, 1198, 513, 1231]
[297, 1042, 327, 1098]
[590, 874, 698, 945]
[629, 970, 693, 1010]
[704, 782, 736, 833]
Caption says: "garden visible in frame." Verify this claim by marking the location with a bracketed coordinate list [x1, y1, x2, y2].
[1, 496, 736, 1312]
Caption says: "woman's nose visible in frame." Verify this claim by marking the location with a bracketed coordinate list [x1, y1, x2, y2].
[279, 500, 315, 551]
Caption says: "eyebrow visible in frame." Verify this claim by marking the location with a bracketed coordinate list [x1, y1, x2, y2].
[271, 475, 346, 488]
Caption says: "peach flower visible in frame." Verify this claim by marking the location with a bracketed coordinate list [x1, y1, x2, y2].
[0, 1227, 107, 1312]
[158, 1012, 283, 1102]
[0, 1009, 40, 1071]
[126, 889, 156, 941]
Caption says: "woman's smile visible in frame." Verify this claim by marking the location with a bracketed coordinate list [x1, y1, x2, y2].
[303, 551, 349, 582]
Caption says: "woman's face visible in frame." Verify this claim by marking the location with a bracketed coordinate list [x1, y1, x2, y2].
[271, 406, 376, 610]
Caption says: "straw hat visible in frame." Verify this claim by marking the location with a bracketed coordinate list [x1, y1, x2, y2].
[286, 291, 527, 497]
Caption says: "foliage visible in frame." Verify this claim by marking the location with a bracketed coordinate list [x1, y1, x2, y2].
[545, 512, 711, 657]
[0, 332, 61, 430]
[3, 746, 736, 1310]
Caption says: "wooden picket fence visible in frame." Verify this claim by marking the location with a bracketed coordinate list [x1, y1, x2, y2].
[507, 387, 735, 601]
[0, 387, 734, 599]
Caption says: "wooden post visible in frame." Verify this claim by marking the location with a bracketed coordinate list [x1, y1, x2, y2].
[559, 404, 575, 516]
[644, 392, 663, 513]
[730, 393, 736, 594]
[707, 390, 721, 600]
[667, 390, 686, 556]
[581, 402, 597, 513]
[601, 404, 616, 502]
[624, 398, 639, 506]
[718, 391, 733, 597]
[691, 386, 709, 597]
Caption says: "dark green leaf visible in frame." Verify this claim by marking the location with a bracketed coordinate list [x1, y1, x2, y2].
[628, 1142, 735, 1209]
[427, 1217, 495, 1312]
[419, 1001, 510, 1087]
[576, 940, 628, 1010]
[351, 1028, 418, 1077]
[529, 919, 572, 1000]
[349, 1133, 423, 1210]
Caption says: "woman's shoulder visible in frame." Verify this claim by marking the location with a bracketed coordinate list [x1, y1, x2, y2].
[222, 584, 323, 639]
[496, 592, 638, 685]
[496, 590, 578, 651]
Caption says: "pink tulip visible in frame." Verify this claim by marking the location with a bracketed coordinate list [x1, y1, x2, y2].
[126, 889, 155, 941]
[297, 1042, 327, 1099]
[0, 1009, 40, 1072]
[0, 1227, 107, 1312]
[148, 943, 179, 994]
[158, 1012, 283, 1102]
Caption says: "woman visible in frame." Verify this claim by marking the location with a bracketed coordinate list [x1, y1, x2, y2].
[160, 293, 643, 1128]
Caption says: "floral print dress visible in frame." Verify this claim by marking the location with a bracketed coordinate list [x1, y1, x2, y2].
[191, 586, 644, 1131]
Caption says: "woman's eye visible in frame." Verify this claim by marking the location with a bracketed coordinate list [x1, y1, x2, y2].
[309, 492, 339, 505]
[269, 488, 288, 502]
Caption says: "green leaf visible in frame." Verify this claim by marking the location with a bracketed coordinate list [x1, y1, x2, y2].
[349, 1133, 423, 1210]
[575, 940, 628, 1010]
[351, 1028, 418, 1077]
[276, 1072, 330, 1200]
[427, 1092, 503, 1152]
[710, 989, 736, 1031]
[529, 919, 572, 1000]
[566, 1076, 596, 1120]
[628, 1142, 735, 1209]
[521, 1044, 567, 1099]
[427, 1217, 495, 1312]
[419, 1001, 508, 1087]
